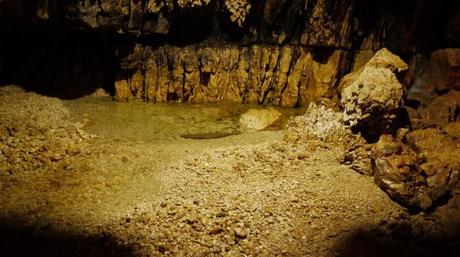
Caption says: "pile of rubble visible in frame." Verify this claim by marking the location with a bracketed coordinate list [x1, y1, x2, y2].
[0, 86, 92, 174]
[290, 48, 460, 211]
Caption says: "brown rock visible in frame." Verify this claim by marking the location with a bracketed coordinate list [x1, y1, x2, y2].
[340, 48, 407, 135]
[408, 48, 460, 105]
[443, 122, 460, 138]
[417, 91, 460, 128]
[373, 128, 460, 210]
[115, 45, 345, 106]
[114, 80, 131, 102]
[239, 108, 282, 131]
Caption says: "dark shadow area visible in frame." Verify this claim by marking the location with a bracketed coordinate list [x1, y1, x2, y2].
[0, 22, 117, 99]
[0, 219, 135, 257]
[336, 194, 460, 257]
[167, 3, 215, 46]
[311, 46, 336, 64]
[336, 227, 460, 257]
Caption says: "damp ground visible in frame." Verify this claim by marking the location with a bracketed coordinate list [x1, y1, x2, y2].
[1, 88, 458, 257]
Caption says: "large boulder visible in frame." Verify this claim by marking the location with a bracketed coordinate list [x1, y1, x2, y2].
[339, 48, 408, 137]
[373, 127, 460, 210]
[239, 107, 282, 131]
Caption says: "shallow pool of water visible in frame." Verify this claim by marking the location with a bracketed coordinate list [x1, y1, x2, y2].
[64, 96, 301, 142]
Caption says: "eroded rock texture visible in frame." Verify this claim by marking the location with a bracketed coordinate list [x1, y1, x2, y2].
[373, 127, 460, 211]
[340, 48, 408, 136]
[239, 107, 282, 131]
[115, 45, 346, 106]
[1, 0, 459, 100]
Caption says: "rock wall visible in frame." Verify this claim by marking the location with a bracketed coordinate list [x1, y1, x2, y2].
[0, 0, 459, 101]
[115, 45, 347, 106]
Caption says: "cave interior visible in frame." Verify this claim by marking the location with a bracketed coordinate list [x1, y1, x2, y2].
[1, 0, 460, 256]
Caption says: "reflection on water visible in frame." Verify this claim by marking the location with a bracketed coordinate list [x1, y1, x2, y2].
[64, 96, 299, 142]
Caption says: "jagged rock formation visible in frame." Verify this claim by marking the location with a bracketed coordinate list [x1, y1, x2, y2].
[0, 0, 459, 99]
[284, 103, 371, 174]
[281, 48, 460, 210]
[339, 48, 408, 136]
[372, 127, 460, 211]
[115, 45, 346, 106]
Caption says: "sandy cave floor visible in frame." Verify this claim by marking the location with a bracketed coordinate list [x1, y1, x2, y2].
[0, 86, 459, 257]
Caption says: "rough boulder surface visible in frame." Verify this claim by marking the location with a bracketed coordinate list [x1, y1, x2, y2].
[373, 128, 460, 211]
[340, 48, 408, 136]
[284, 104, 353, 147]
[284, 103, 372, 174]
[239, 108, 282, 131]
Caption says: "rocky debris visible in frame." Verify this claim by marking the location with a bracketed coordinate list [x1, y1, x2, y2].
[372, 128, 460, 210]
[408, 48, 460, 105]
[0, 86, 92, 174]
[1, 83, 459, 256]
[284, 104, 353, 147]
[239, 107, 282, 131]
[340, 48, 408, 136]
[284, 103, 372, 174]
[115, 45, 346, 106]
[108, 138, 402, 257]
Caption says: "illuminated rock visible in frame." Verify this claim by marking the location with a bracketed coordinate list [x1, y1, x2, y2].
[239, 107, 282, 131]
[340, 48, 408, 136]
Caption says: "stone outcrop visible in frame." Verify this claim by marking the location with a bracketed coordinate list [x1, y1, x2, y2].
[1, 0, 459, 99]
[115, 45, 347, 106]
[239, 108, 282, 131]
[339, 48, 408, 136]
[373, 127, 460, 210]
[60, 0, 416, 49]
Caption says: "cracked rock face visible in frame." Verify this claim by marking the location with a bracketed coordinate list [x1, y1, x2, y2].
[373, 128, 460, 211]
[115, 45, 346, 106]
[340, 48, 408, 136]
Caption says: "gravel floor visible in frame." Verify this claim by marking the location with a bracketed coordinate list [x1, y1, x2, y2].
[0, 86, 459, 257]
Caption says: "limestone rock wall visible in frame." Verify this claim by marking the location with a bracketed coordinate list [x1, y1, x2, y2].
[115, 45, 347, 106]
[0, 0, 459, 100]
